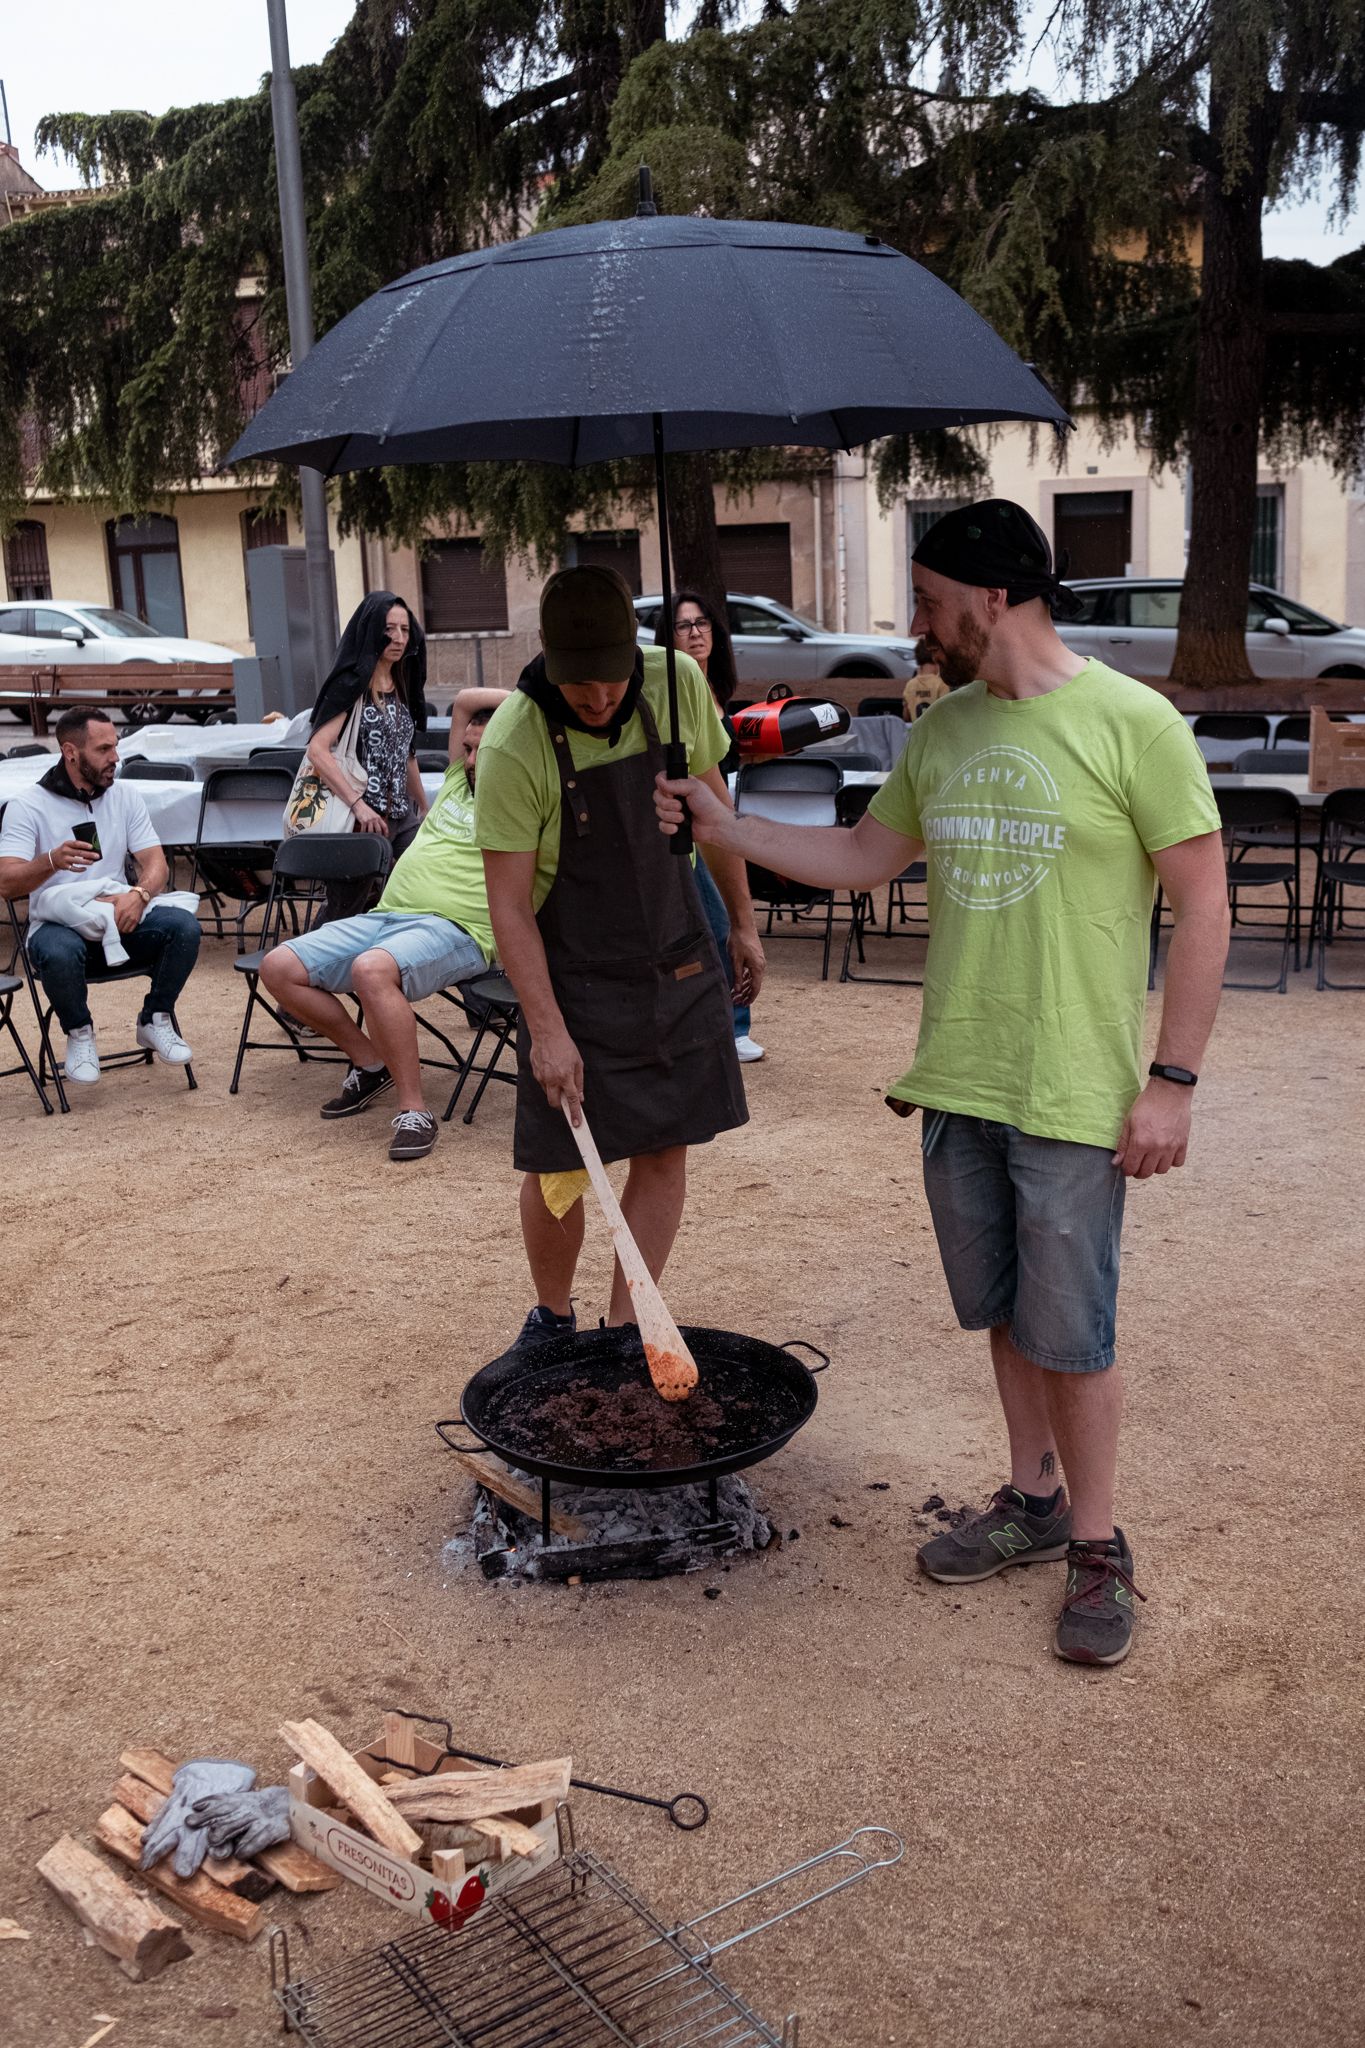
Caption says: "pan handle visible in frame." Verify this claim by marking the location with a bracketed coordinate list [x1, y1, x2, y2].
[434, 1418, 489, 1454]
[779, 1340, 830, 1374]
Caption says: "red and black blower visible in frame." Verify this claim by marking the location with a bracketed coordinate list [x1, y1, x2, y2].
[731, 685, 851, 758]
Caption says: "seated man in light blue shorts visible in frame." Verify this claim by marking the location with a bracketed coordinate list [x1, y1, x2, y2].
[260, 691, 507, 1160]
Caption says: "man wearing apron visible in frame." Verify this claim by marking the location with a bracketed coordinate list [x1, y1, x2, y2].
[477, 565, 763, 1349]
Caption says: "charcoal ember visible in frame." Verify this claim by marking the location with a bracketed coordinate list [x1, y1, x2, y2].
[921, 1494, 946, 1512]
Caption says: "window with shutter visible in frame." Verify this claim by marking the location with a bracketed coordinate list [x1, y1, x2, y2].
[717, 524, 792, 606]
[421, 539, 509, 632]
[4, 520, 52, 602]
[571, 530, 642, 594]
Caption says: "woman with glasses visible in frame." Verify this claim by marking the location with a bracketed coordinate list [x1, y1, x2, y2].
[657, 589, 764, 1063]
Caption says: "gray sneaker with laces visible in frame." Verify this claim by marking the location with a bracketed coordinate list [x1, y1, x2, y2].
[1053, 1529, 1145, 1666]
[389, 1108, 439, 1160]
[917, 1484, 1072, 1584]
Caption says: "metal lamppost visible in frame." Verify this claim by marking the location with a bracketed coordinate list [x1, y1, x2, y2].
[266, 0, 338, 693]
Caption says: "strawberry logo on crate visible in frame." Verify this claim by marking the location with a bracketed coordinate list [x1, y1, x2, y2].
[426, 1874, 488, 1931]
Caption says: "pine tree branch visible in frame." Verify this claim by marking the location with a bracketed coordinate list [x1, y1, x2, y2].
[490, 70, 580, 133]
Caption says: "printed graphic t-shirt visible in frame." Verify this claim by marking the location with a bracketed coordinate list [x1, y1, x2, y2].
[371, 763, 494, 961]
[868, 660, 1222, 1148]
[474, 647, 728, 910]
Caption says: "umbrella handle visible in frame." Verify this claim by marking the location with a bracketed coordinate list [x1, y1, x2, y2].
[664, 739, 694, 856]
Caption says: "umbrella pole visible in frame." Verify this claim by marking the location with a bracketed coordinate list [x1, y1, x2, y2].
[653, 412, 693, 856]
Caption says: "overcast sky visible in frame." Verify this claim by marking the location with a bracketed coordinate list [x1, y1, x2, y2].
[5, 0, 1360, 263]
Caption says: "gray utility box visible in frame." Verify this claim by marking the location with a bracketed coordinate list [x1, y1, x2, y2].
[246, 545, 336, 714]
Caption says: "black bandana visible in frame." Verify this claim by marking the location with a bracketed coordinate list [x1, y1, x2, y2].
[516, 650, 645, 747]
[39, 756, 103, 806]
[912, 499, 1086, 622]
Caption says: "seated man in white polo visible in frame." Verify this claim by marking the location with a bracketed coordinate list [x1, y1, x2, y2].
[0, 704, 200, 1081]
[260, 689, 506, 1161]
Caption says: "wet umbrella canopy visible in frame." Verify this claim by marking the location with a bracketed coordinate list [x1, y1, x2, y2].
[227, 171, 1071, 829]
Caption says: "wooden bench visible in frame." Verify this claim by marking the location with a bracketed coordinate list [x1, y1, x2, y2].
[0, 663, 235, 736]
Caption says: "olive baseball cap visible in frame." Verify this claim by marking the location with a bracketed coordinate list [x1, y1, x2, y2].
[539, 565, 638, 686]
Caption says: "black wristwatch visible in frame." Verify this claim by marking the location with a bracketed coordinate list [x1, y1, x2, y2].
[1149, 1062, 1198, 1087]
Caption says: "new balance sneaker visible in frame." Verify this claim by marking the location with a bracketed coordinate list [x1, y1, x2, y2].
[1054, 1530, 1146, 1666]
[135, 1013, 193, 1065]
[389, 1108, 439, 1160]
[509, 1305, 578, 1354]
[63, 1024, 100, 1085]
[917, 1484, 1072, 1584]
[735, 1036, 765, 1063]
[320, 1064, 393, 1118]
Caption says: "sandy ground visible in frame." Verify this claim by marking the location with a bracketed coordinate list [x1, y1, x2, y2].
[2, 920, 1362, 2048]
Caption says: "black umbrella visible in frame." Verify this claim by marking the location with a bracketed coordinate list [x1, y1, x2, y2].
[227, 171, 1070, 845]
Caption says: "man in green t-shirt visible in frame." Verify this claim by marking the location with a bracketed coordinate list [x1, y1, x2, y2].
[260, 689, 506, 1161]
[477, 565, 763, 1352]
[656, 501, 1230, 1668]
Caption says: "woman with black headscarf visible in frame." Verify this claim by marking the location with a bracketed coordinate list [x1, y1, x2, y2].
[307, 591, 429, 917]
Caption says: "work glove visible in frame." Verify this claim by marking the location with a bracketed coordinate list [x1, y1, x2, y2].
[140, 1759, 257, 1878]
[187, 1784, 291, 1861]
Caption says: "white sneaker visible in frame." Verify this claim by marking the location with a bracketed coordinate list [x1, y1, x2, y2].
[135, 1013, 193, 1065]
[64, 1024, 100, 1084]
[735, 1035, 765, 1063]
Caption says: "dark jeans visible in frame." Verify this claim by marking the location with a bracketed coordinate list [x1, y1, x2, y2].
[319, 813, 421, 924]
[27, 905, 202, 1033]
[693, 857, 751, 1037]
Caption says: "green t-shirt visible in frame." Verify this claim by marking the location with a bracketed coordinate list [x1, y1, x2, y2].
[868, 660, 1221, 1149]
[474, 646, 728, 908]
[371, 762, 494, 961]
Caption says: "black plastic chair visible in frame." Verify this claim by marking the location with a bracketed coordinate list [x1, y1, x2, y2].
[734, 758, 844, 979]
[416, 750, 450, 775]
[1216, 787, 1301, 991]
[1231, 748, 1310, 774]
[802, 749, 882, 772]
[836, 782, 927, 986]
[4, 898, 196, 1110]
[119, 758, 195, 781]
[0, 963, 54, 1114]
[228, 834, 393, 1093]
[1275, 715, 1310, 746]
[248, 745, 306, 775]
[1192, 714, 1272, 744]
[1307, 788, 1365, 990]
[437, 969, 521, 1125]
[5, 742, 50, 759]
[190, 763, 297, 947]
[856, 695, 907, 719]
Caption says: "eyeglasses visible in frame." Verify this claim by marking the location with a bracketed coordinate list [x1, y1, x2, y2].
[676, 616, 712, 636]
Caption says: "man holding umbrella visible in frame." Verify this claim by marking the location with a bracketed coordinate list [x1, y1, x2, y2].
[476, 564, 764, 1351]
[656, 501, 1230, 1667]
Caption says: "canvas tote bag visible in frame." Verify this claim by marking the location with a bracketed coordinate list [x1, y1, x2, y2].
[283, 698, 366, 837]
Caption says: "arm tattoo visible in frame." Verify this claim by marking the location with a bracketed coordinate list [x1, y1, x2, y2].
[1038, 1451, 1056, 1480]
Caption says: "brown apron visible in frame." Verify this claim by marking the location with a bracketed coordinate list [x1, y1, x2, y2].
[513, 697, 749, 1173]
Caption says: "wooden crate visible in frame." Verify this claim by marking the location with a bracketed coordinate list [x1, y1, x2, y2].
[1309, 708, 1365, 792]
[287, 1719, 560, 1927]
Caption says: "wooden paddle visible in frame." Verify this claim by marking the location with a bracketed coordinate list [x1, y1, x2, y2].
[562, 1104, 699, 1402]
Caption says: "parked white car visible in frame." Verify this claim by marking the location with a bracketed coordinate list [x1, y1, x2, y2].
[0, 601, 238, 721]
[1059, 580, 1365, 680]
[635, 592, 918, 689]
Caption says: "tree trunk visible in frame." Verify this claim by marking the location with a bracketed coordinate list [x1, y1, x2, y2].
[1171, 80, 1273, 685]
[664, 451, 739, 701]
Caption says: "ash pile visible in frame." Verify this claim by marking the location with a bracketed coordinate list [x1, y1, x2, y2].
[446, 1468, 774, 1583]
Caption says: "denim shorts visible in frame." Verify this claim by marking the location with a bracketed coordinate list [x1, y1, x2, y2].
[920, 1110, 1126, 1372]
[283, 912, 485, 1004]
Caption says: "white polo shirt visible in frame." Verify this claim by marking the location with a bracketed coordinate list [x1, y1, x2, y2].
[0, 775, 160, 932]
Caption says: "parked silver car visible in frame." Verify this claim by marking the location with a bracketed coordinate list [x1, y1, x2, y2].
[635, 592, 918, 686]
[1059, 580, 1365, 680]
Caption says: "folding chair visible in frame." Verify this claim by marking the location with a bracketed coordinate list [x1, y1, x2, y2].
[1191, 713, 1271, 746]
[228, 834, 393, 1093]
[836, 783, 928, 985]
[5, 898, 196, 1111]
[119, 759, 195, 780]
[189, 763, 297, 947]
[0, 961, 54, 1114]
[248, 746, 306, 774]
[439, 969, 520, 1125]
[5, 743, 50, 760]
[1274, 715, 1310, 746]
[734, 758, 844, 980]
[1216, 787, 1301, 992]
[1307, 788, 1365, 990]
[1231, 748, 1310, 775]
[417, 750, 450, 774]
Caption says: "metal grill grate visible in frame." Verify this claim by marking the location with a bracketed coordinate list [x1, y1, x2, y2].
[274, 1829, 902, 2048]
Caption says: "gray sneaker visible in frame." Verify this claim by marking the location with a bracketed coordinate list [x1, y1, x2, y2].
[917, 1485, 1072, 1584]
[1053, 1530, 1146, 1666]
[389, 1108, 439, 1160]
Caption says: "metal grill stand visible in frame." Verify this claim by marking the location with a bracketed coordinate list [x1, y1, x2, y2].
[272, 1825, 903, 2048]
